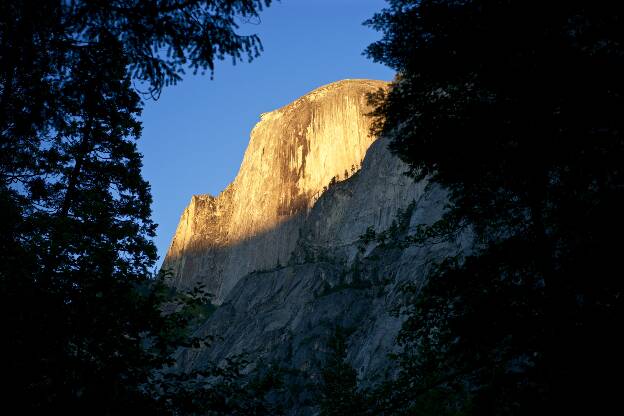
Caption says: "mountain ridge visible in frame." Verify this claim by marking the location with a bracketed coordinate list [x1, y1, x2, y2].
[163, 79, 467, 414]
[162, 79, 388, 303]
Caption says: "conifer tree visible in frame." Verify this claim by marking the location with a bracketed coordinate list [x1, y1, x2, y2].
[318, 327, 364, 416]
[0, 1, 273, 412]
[365, 1, 624, 413]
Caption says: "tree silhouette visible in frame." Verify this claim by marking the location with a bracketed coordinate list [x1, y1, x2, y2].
[366, 0, 624, 414]
[318, 327, 364, 416]
[0, 0, 273, 413]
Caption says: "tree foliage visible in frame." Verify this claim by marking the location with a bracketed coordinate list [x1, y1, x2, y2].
[0, 0, 272, 413]
[365, 0, 624, 414]
[318, 327, 364, 416]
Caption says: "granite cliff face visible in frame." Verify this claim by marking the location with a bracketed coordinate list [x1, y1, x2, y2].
[164, 79, 466, 414]
[163, 79, 388, 303]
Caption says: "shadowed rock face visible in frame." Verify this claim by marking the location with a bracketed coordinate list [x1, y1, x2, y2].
[165, 79, 469, 415]
[163, 79, 388, 303]
[177, 135, 463, 416]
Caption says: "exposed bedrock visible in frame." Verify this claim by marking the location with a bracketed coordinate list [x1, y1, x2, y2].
[163, 79, 389, 303]
[164, 79, 467, 414]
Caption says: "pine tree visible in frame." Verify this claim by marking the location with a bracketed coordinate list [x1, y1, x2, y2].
[318, 327, 364, 416]
[365, 1, 624, 414]
[0, 1, 273, 413]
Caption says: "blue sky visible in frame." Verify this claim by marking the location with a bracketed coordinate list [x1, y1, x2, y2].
[139, 0, 395, 265]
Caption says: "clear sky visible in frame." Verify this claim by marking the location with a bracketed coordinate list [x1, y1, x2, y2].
[139, 0, 395, 266]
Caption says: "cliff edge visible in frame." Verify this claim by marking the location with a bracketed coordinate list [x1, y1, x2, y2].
[163, 79, 388, 303]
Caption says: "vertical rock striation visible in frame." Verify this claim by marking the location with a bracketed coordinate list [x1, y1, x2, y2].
[164, 79, 469, 414]
[163, 79, 388, 303]
[176, 135, 461, 416]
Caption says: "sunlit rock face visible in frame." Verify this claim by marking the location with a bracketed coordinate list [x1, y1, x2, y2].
[177, 134, 461, 416]
[166, 79, 468, 415]
[163, 79, 388, 303]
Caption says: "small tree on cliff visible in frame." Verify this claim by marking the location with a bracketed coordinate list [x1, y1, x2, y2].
[318, 327, 364, 416]
[365, 0, 624, 414]
[0, 0, 272, 412]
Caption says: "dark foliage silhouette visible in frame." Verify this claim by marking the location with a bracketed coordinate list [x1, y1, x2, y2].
[365, 0, 624, 414]
[317, 327, 364, 416]
[0, 0, 274, 413]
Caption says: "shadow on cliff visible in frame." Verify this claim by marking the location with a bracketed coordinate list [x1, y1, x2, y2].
[161, 171, 362, 304]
